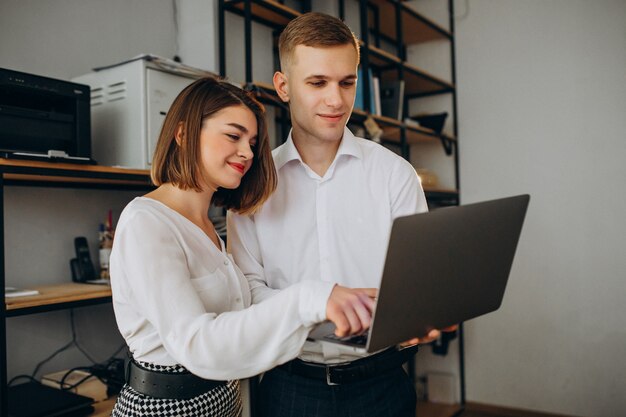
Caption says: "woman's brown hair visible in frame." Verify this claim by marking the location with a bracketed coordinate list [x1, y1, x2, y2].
[151, 76, 276, 214]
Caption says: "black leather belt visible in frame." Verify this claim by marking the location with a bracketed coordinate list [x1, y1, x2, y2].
[126, 360, 226, 399]
[277, 345, 418, 385]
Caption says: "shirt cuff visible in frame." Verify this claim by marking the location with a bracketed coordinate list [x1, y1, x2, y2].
[298, 280, 336, 326]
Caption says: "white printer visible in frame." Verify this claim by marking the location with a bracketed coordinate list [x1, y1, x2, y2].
[73, 55, 216, 169]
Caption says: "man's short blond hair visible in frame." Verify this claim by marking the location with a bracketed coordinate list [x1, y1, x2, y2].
[278, 12, 360, 71]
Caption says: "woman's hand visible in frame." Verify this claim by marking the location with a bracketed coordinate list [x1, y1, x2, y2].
[326, 286, 377, 337]
[399, 325, 459, 347]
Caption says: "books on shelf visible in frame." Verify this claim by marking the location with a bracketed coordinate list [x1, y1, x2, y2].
[380, 80, 405, 120]
[5, 286, 39, 298]
[355, 67, 376, 114]
[372, 76, 381, 116]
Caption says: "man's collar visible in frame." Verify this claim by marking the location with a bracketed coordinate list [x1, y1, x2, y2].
[273, 127, 363, 171]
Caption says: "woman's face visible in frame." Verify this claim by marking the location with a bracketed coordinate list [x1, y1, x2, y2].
[198, 104, 257, 191]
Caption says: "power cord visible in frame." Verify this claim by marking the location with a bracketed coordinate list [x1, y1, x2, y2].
[57, 356, 126, 397]
[8, 308, 127, 396]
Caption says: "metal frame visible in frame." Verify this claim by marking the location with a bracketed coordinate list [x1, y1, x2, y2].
[0, 173, 6, 417]
[448, 0, 464, 404]
[218, 0, 463, 413]
[219, 0, 304, 83]
[0, 162, 153, 416]
[359, 0, 464, 407]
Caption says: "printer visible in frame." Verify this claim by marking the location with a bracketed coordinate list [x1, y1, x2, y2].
[0, 67, 92, 163]
[73, 55, 217, 169]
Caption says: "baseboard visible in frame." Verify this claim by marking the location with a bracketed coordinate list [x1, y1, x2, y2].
[465, 402, 578, 417]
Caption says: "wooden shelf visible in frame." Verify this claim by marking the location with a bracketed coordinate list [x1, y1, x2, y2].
[416, 401, 463, 417]
[362, 43, 454, 97]
[424, 189, 460, 207]
[369, 0, 452, 45]
[382, 123, 456, 145]
[5, 283, 112, 317]
[0, 158, 152, 189]
[423, 187, 459, 195]
[245, 81, 288, 109]
[223, 0, 300, 28]
[363, 43, 402, 68]
[243, 86, 454, 149]
[373, 114, 403, 127]
[386, 62, 455, 97]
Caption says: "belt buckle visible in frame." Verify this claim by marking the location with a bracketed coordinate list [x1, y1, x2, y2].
[325, 366, 339, 386]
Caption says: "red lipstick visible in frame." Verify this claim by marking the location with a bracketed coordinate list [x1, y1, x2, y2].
[228, 162, 245, 174]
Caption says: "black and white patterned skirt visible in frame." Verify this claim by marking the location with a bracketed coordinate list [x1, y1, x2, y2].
[111, 361, 242, 417]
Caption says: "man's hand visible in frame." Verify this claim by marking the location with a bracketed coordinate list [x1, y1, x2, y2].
[326, 286, 377, 337]
[399, 325, 459, 347]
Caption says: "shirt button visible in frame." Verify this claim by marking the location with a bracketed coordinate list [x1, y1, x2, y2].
[235, 297, 241, 303]
[224, 260, 229, 266]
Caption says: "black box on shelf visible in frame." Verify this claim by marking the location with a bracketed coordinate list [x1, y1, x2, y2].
[410, 112, 448, 134]
[0, 67, 93, 164]
[7, 381, 94, 417]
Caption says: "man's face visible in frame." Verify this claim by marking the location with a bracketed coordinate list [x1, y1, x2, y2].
[279, 43, 358, 145]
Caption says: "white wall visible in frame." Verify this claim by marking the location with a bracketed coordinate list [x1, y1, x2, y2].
[5, 188, 141, 378]
[176, 0, 219, 72]
[0, 0, 177, 79]
[1, 0, 175, 380]
[455, 1, 626, 416]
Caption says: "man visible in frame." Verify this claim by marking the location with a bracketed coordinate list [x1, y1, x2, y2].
[228, 12, 446, 417]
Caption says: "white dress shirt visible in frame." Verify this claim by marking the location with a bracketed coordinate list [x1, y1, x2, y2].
[110, 197, 334, 381]
[228, 127, 428, 363]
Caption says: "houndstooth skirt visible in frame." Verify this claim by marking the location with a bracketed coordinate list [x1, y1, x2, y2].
[111, 361, 242, 417]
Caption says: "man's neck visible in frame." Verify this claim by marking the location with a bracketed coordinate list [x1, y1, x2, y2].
[291, 130, 343, 178]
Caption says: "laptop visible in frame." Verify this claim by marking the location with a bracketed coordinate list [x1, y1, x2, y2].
[8, 381, 94, 417]
[309, 194, 530, 353]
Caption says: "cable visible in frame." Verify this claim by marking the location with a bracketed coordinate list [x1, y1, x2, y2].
[58, 366, 99, 391]
[9, 308, 128, 395]
[70, 309, 97, 364]
[8, 374, 37, 387]
[29, 338, 75, 380]
[106, 342, 127, 361]
[27, 309, 117, 380]
[172, 0, 181, 62]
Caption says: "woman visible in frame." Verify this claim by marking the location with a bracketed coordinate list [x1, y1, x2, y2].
[109, 77, 375, 416]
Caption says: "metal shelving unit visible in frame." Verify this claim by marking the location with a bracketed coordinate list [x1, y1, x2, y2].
[218, 1, 463, 415]
[219, 0, 459, 201]
[0, 159, 153, 416]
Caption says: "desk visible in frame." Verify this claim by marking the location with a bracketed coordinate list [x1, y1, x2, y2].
[92, 397, 116, 417]
[5, 283, 112, 316]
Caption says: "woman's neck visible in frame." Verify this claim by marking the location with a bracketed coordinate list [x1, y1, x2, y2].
[144, 183, 219, 246]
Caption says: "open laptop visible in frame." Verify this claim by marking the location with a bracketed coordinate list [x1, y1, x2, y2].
[309, 194, 530, 353]
[8, 381, 94, 417]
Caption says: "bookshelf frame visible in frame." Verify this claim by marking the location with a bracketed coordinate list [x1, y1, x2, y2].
[0, 159, 153, 416]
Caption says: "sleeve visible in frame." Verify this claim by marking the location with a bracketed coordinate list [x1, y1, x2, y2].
[390, 158, 429, 218]
[115, 210, 334, 381]
[227, 210, 280, 304]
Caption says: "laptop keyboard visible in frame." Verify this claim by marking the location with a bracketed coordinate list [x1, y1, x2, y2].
[324, 332, 369, 346]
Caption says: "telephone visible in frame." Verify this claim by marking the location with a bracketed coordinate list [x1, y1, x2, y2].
[70, 237, 97, 282]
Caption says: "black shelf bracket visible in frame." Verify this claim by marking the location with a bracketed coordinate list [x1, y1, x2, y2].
[439, 135, 455, 156]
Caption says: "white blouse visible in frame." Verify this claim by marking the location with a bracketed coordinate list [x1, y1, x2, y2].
[110, 197, 334, 381]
